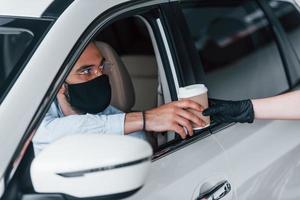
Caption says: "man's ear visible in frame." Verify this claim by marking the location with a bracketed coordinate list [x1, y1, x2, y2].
[64, 82, 69, 93]
[59, 83, 69, 99]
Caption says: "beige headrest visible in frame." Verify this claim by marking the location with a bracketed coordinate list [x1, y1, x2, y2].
[95, 41, 135, 112]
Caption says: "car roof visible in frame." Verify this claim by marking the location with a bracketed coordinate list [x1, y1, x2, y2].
[0, 0, 133, 18]
[0, 0, 57, 18]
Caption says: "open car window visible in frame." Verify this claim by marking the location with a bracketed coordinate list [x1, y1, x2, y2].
[33, 16, 169, 156]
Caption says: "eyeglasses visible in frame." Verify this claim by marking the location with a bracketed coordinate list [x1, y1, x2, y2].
[76, 58, 112, 76]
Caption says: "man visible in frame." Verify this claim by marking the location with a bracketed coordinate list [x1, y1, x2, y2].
[203, 90, 300, 123]
[33, 42, 206, 154]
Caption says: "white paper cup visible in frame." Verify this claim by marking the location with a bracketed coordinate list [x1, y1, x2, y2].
[178, 84, 210, 130]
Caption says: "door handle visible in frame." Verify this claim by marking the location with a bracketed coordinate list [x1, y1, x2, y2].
[195, 180, 231, 200]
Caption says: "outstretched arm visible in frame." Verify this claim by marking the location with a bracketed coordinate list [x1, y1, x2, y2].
[203, 90, 300, 123]
[252, 90, 300, 120]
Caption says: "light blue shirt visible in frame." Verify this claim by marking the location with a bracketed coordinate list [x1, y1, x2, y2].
[33, 101, 146, 155]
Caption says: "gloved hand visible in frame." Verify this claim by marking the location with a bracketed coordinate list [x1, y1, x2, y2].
[202, 99, 254, 123]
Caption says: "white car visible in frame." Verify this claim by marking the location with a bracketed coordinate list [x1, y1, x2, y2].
[1, 0, 300, 199]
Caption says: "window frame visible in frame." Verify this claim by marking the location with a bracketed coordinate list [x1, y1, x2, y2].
[147, 2, 215, 158]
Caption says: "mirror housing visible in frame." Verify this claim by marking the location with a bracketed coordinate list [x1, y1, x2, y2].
[30, 134, 152, 199]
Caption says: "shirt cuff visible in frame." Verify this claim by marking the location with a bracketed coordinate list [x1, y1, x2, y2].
[107, 113, 125, 135]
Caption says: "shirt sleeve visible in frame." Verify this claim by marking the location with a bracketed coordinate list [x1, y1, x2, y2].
[32, 104, 125, 155]
[104, 106, 146, 140]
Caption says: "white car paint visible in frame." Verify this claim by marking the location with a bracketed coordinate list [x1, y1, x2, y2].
[129, 134, 235, 200]
[157, 18, 180, 93]
[214, 120, 300, 200]
[0, 0, 54, 17]
[31, 134, 152, 198]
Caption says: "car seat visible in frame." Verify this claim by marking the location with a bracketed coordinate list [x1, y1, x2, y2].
[95, 41, 135, 113]
[121, 55, 158, 111]
[95, 41, 158, 149]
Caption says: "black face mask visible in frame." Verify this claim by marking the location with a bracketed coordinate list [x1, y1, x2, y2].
[67, 75, 111, 114]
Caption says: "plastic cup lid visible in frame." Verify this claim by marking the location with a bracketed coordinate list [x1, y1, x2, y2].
[178, 84, 207, 98]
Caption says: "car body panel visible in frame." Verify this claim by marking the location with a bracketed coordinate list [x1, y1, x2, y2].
[129, 134, 235, 200]
[0, 0, 54, 18]
[214, 118, 300, 200]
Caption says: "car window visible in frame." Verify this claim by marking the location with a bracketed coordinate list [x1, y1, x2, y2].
[269, 0, 300, 83]
[33, 16, 166, 155]
[180, 0, 289, 100]
[97, 17, 159, 111]
[0, 18, 52, 103]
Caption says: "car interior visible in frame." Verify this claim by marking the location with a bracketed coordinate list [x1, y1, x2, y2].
[95, 16, 168, 149]
[96, 17, 162, 112]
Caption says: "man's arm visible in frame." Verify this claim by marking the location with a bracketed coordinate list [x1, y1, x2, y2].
[124, 100, 206, 139]
[252, 90, 300, 120]
[32, 103, 126, 154]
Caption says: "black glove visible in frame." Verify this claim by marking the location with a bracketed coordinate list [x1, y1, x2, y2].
[202, 99, 254, 123]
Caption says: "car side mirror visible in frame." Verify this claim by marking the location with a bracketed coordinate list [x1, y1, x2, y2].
[30, 134, 153, 199]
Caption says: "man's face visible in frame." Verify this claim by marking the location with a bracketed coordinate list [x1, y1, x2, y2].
[66, 42, 104, 84]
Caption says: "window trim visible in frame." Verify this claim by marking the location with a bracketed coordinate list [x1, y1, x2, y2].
[165, 2, 208, 85]
[135, 15, 172, 103]
[156, 18, 180, 93]
[142, 9, 178, 102]
[142, 2, 216, 156]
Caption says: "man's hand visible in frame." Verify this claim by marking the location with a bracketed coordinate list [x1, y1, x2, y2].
[57, 84, 79, 116]
[145, 100, 206, 139]
[202, 99, 254, 123]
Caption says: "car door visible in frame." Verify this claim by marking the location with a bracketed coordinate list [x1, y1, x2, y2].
[176, 0, 300, 199]
[125, 2, 236, 200]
